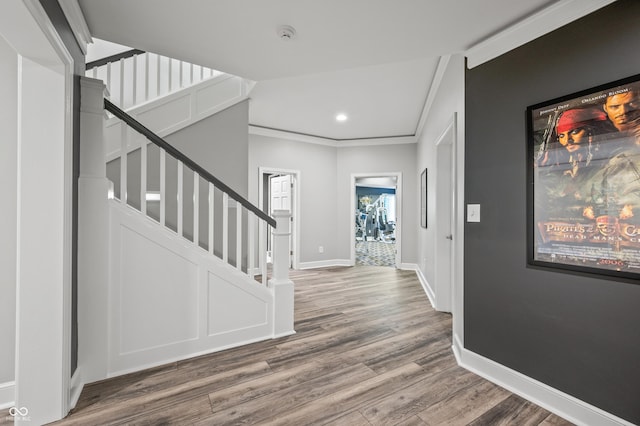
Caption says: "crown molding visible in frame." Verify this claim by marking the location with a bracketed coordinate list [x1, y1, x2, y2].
[466, 0, 616, 69]
[58, 0, 92, 54]
[414, 54, 451, 141]
[249, 125, 416, 148]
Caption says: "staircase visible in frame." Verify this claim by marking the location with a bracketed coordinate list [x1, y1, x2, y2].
[77, 50, 293, 382]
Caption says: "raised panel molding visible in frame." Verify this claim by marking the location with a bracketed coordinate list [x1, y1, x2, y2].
[118, 224, 199, 355]
[107, 201, 275, 377]
[208, 272, 269, 335]
[105, 75, 249, 161]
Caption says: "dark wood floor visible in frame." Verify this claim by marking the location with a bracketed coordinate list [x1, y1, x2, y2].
[3, 266, 573, 425]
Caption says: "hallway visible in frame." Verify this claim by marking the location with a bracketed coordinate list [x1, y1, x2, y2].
[19, 266, 574, 425]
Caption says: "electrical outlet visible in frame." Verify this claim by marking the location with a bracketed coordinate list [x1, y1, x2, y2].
[318, 246, 324, 253]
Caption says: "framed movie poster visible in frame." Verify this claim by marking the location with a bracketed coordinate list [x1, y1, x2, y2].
[527, 73, 640, 279]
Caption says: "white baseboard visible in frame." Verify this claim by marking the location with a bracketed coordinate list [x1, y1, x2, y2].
[407, 264, 436, 309]
[106, 333, 275, 379]
[0, 381, 14, 410]
[452, 335, 634, 426]
[298, 259, 352, 270]
[397, 262, 416, 270]
[69, 368, 84, 410]
[273, 330, 296, 339]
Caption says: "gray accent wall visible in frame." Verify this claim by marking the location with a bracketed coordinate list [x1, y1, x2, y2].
[464, 1, 640, 423]
[0, 34, 17, 385]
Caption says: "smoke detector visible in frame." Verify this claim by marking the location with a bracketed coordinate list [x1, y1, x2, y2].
[277, 25, 297, 41]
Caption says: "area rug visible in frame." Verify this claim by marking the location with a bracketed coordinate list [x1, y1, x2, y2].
[356, 241, 396, 267]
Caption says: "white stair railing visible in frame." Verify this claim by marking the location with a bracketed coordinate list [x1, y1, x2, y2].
[105, 99, 281, 286]
[86, 49, 222, 110]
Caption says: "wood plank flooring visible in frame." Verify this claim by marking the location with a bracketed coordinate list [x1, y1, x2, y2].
[2, 266, 574, 425]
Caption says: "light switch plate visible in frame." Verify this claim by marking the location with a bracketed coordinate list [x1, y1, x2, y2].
[467, 204, 480, 222]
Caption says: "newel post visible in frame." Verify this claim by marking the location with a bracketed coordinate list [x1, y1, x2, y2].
[269, 210, 295, 337]
[77, 77, 110, 382]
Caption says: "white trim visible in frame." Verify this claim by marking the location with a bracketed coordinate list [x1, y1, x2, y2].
[22, 0, 76, 418]
[415, 55, 451, 140]
[406, 264, 436, 309]
[273, 330, 297, 339]
[68, 369, 83, 410]
[432, 114, 456, 313]
[338, 136, 416, 147]
[350, 172, 403, 268]
[397, 262, 417, 271]
[0, 381, 15, 410]
[298, 259, 352, 270]
[258, 167, 301, 270]
[106, 333, 276, 379]
[452, 336, 635, 426]
[105, 75, 248, 161]
[465, 0, 616, 69]
[58, 0, 93, 54]
[249, 125, 416, 148]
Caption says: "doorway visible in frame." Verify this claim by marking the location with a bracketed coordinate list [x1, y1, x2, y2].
[434, 118, 456, 312]
[350, 173, 402, 268]
[259, 167, 300, 270]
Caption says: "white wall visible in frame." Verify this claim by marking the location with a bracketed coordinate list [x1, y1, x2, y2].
[248, 135, 337, 264]
[337, 143, 418, 263]
[0, 35, 17, 387]
[86, 38, 131, 62]
[416, 54, 465, 323]
[249, 134, 418, 266]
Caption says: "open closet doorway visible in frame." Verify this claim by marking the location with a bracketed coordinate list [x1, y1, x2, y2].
[259, 167, 300, 270]
[351, 173, 402, 268]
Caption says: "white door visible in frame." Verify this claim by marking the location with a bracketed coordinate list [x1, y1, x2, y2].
[435, 128, 454, 312]
[269, 174, 293, 267]
[270, 174, 291, 213]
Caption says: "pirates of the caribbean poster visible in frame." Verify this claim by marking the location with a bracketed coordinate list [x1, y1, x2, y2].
[528, 74, 640, 278]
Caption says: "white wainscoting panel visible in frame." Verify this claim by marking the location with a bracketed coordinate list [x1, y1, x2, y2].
[195, 77, 243, 118]
[105, 74, 249, 161]
[136, 93, 191, 136]
[119, 225, 199, 354]
[108, 201, 274, 377]
[208, 271, 269, 335]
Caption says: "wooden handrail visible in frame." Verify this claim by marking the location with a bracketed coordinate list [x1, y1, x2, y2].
[104, 98, 276, 228]
[86, 49, 145, 70]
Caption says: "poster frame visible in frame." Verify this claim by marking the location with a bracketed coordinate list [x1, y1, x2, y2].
[526, 73, 640, 281]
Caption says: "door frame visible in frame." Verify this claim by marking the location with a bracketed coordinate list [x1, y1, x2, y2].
[350, 172, 402, 267]
[259, 167, 301, 270]
[434, 116, 457, 312]
[4, 0, 75, 421]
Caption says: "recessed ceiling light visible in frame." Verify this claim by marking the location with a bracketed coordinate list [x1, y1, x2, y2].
[336, 113, 348, 122]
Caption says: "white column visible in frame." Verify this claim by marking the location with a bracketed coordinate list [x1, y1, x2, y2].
[77, 77, 110, 383]
[268, 210, 295, 337]
[15, 56, 69, 426]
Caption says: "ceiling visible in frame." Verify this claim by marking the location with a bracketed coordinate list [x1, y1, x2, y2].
[77, 0, 569, 142]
